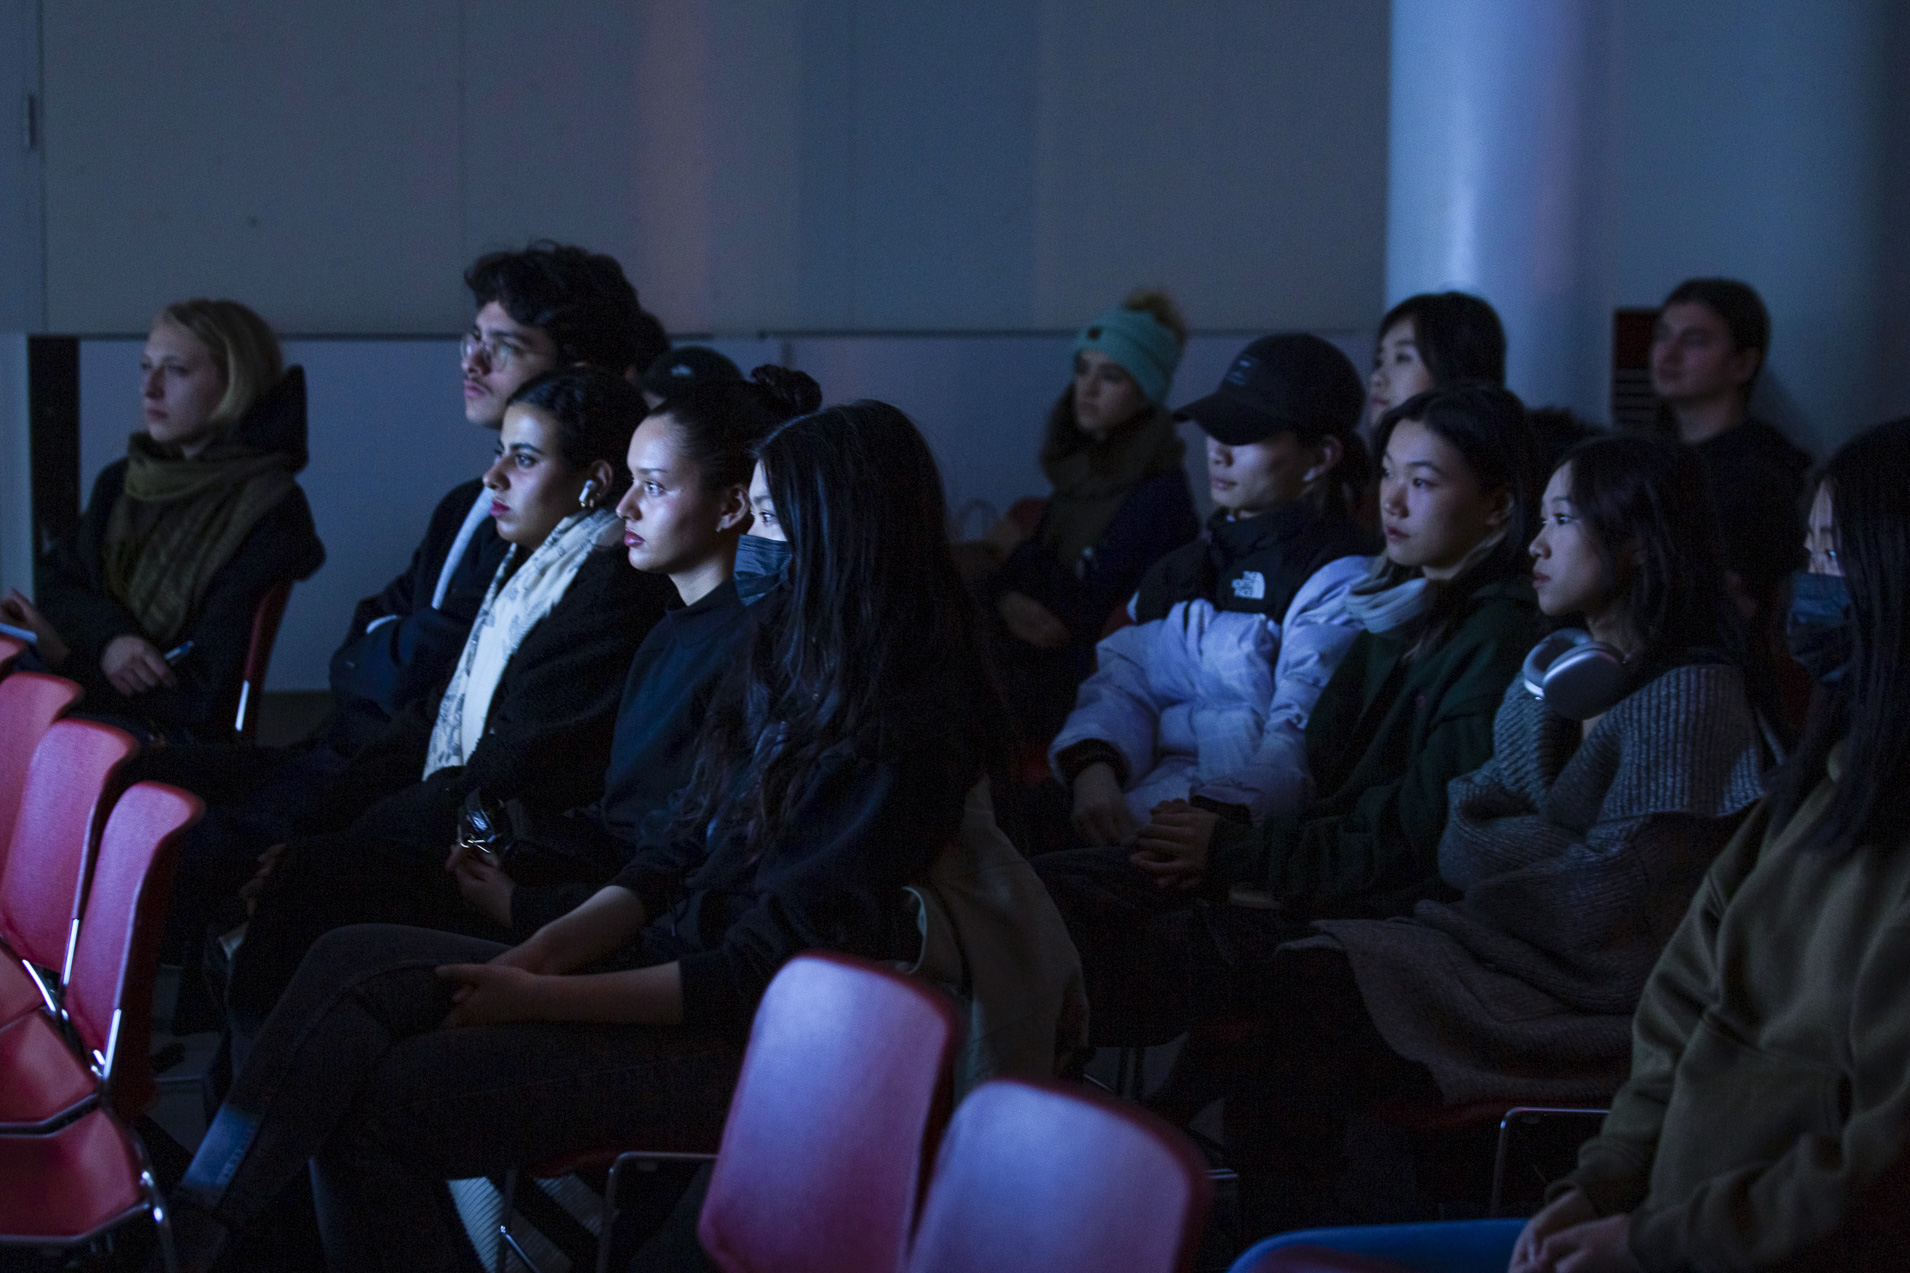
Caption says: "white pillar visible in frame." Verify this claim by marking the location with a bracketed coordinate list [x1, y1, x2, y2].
[1385, 0, 1617, 420]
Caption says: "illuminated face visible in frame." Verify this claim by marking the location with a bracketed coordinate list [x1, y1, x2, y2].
[482, 404, 589, 549]
[615, 413, 736, 574]
[1529, 464, 1614, 619]
[1205, 431, 1321, 517]
[140, 322, 227, 452]
[462, 301, 559, 427]
[746, 461, 784, 542]
[1377, 418, 1506, 580]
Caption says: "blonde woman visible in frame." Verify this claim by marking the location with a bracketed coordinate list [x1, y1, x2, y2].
[2, 299, 324, 740]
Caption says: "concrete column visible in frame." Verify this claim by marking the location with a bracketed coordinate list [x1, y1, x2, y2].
[1385, 0, 1617, 419]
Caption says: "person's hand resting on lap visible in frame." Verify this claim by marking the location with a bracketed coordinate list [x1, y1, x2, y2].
[1130, 798, 1219, 892]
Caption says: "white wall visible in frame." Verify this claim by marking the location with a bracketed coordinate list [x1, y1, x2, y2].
[40, 0, 1390, 338]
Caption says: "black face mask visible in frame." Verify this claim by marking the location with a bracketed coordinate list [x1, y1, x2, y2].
[1786, 571, 1852, 685]
[733, 533, 792, 606]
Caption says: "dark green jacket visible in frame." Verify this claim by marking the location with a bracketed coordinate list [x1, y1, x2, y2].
[1207, 573, 1537, 913]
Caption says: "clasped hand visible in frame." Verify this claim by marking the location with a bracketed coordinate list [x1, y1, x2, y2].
[1129, 798, 1219, 891]
[1509, 1189, 1640, 1273]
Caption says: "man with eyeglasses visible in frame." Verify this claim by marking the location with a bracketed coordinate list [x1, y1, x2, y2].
[327, 240, 666, 747]
[121, 243, 666, 1034]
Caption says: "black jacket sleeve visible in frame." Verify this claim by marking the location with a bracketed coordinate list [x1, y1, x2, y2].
[310, 550, 678, 852]
[39, 462, 327, 735]
[327, 478, 504, 729]
[667, 743, 970, 1037]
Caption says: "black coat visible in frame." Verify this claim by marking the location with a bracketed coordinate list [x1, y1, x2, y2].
[324, 477, 510, 755]
[302, 545, 679, 854]
[38, 368, 326, 738]
[1133, 503, 1379, 624]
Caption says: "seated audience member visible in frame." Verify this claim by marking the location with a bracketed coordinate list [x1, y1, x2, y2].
[0, 300, 323, 742]
[167, 399, 1009, 1271]
[225, 369, 676, 1035]
[1037, 384, 1539, 1044]
[984, 289, 1201, 740]
[1362, 290, 1507, 441]
[1505, 419, 1910, 1273]
[638, 343, 744, 410]
[1050, 333, 1377, 847]
[455, 365, 823, 939]
[1649, 276, 1810, 620]
[1184, 435, 1765, 1215]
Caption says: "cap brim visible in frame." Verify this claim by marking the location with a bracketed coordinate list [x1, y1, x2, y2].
[1174, 391, 1286, 446]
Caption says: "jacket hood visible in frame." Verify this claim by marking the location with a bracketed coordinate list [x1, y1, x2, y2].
[231, 364, 309, 470]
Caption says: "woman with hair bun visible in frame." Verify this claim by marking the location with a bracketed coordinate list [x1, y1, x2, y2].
[984, 288, 1202, 740]
[452, 364, 824, 938]
[2, 299, 324, 741]
[168, 399, 1008, 1271]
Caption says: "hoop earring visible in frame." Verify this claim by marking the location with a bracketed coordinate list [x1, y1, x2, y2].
[578, 479, 600, 510]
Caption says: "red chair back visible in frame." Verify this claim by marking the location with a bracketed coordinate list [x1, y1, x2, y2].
[0, 633, 24, 672]
[64, 783, 201, 1118]
[902, 1079, 1213, 1273]
[0, 673, 84, 875]
[0, 720, 138, 976]
[697, 952, 963, 1273]
[234, 578, 294, 743]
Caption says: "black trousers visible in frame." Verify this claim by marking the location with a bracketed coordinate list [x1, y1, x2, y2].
[1035, 846, 1435, 1173]
[183, 925, 742, 1273]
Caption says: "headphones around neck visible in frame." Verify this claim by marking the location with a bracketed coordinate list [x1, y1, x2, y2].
[1522, 629, 1632, 721]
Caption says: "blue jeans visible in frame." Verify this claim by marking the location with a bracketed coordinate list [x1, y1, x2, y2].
[180, 923, 742, 1273]
[1232, 1220, 1525, 1273]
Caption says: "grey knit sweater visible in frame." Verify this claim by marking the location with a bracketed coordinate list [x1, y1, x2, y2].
[1309, 662, 1766, 1106]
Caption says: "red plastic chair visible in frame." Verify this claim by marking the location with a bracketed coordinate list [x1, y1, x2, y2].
[500, 952, 963, 1273]
[0, 720, 138, 1028]
[0, 782, 202, 1131]
[0, 671, 84, 874]
[0, 1106, 173, 1263]
[902, 1078, 1213, 1273]
[234, 578, 294, 744]
[0, 633, 24, 672]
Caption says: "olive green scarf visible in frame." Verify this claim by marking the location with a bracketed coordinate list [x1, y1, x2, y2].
[101, 432, 300, 646]
[1037, 402, 1185, 570]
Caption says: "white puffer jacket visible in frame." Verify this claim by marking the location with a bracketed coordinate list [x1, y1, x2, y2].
[1049, 555, 1370, 824]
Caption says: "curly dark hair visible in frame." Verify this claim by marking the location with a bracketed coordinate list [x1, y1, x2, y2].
[465, 241, 659, 374]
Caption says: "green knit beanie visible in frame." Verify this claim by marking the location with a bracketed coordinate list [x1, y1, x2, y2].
[1072, 306, 1182, 406]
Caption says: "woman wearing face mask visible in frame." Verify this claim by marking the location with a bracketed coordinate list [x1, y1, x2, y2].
[167, 401, 1008, 1272]
[1048, 333, 1378, 850]
[223, 369, 677, 1042]
[1492, 418, 1910, 1273]
[1038, 384, 1539, 1046]
[450, 366, 822, 938]
[983, 289, 1201, 741]
[1215, 435, 1767, 1247]
[0, 300, 324, 742]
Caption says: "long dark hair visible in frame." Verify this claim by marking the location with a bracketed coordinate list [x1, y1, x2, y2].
[1552, 433, 1747, 675]
[675, 400, 1007, 852]
[1378, 292, 1507, 386]
[1768, 418, 1910, 854]
[1373, 382, 1536, 652]
[655, 365, 821, 492]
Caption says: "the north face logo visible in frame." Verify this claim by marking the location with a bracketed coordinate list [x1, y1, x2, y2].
[1231, 571, 1266, 600]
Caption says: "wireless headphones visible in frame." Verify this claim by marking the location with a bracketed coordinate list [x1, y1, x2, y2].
[577, 479, 601, 510]
[1522, 629, 1631, 721]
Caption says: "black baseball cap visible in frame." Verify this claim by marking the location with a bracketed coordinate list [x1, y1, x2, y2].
[1175, 333, 1364, 446]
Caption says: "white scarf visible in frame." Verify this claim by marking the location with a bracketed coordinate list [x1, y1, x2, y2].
[424, 508, 618, 778]
[1342, 530, 1508, 636]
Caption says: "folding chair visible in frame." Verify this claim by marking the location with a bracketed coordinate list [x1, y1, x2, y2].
[0, 671, 84, 870]
[500, 952, 963, 1273]
[0, 782, 202, 1131]
[0, 1107, 176, 1269]
[0, 720, 139, 1028]
[902, 1078, 1213, 1273]
[234, 578, 294, 743]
